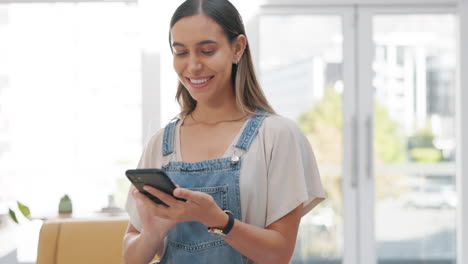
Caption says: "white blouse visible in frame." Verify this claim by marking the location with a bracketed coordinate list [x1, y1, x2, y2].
[125, 114, 326, 232]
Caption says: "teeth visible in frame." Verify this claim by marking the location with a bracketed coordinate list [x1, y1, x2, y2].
[190, 77, 210, 84]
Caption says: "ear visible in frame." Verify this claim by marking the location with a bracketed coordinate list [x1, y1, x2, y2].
[232, 34, 247, 64]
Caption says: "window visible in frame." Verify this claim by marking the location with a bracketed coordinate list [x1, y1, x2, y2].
[0, 2, 142, 219]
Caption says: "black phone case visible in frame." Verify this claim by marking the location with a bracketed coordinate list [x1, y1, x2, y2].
[125, 168, 186, 206]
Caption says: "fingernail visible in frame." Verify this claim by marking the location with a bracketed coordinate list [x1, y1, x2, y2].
[143, 186, 149, 192]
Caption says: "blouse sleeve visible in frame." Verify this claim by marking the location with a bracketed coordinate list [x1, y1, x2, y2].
[264, 117, 326, 227]
[124, 129, 163, 232]
[124, 158, 145, 231]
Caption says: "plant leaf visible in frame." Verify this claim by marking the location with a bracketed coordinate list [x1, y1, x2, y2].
[17, 201, 31, 219]
[9, 208, 18, 224]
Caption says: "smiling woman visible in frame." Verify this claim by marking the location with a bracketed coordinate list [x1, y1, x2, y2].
[171, 14, 244, 105]
[122, 1, 326, 264]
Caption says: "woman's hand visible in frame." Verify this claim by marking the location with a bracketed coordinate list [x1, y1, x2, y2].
[132, 187, 177, 235]
[142, 185, 228, 228]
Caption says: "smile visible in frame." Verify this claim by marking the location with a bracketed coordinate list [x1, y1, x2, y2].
[186, 76, 215, 88]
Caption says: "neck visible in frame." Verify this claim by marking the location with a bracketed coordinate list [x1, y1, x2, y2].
[192, 104, 243, 122]
[191, 95, 244, 123]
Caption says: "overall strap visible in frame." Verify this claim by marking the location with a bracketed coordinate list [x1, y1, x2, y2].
[234, 108, 269, 151]
[162, 119, 179, 157]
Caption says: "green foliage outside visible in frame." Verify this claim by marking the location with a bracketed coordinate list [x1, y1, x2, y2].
[298, 87, 407, 205]
[296, 87, 410, 255]
[407, 124, 443, 162]
[297, 86, 443, 222]
[374, 102, 406, 163]
[298, 86, 342, 135]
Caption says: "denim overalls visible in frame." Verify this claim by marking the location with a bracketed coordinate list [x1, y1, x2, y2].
[158, 109, 267, 264]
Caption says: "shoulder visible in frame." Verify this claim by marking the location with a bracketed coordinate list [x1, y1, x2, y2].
[140, 126, 166, 159]
[263, 114, 299, 130]
[144, 118, 184, 151]
[137, 126, 168, 168]
[146, 127, 165, 148]
[146, 118, 181, 146]
[261, 114, 305, 142]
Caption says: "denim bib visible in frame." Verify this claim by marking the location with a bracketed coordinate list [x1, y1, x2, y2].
[158, 109, 267, 264]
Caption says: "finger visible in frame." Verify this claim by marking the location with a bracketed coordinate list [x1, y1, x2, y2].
[133, 188, 155, 204]
[133, 187, 143, 197]
[132, 188, 145, 200]
[148, 201, 171, 216]
[173, 188, 201, 204]
[134, 191, 158, 209]
[135, 191, 171, 215]
[143, 185, 178, 207]
[135, 188, 170, 211]
[132, 187, 148, 202]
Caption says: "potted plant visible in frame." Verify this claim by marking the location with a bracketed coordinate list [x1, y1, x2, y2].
[58, 194, 73, 216]
[8, 194, 73, 223]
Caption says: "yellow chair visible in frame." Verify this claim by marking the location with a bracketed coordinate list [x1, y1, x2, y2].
[36, 217, 158, 264]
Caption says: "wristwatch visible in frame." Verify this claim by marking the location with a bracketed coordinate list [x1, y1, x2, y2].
[208, 210, 235, 236]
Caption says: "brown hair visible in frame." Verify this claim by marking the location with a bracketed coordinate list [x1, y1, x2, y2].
[169, 0, 275, 117]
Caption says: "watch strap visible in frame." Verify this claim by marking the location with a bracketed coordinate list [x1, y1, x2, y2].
[208, 210, 235, 236]
[222, 210, 235, 235]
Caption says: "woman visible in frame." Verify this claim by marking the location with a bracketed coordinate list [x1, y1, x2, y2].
[123, 0, 325, 263]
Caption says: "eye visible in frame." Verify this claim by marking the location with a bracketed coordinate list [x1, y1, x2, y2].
[201, 50, 215, 55]
[174, 51, 188, 56]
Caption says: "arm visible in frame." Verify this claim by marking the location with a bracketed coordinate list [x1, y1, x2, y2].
[143, 186, 303, 264]
[122, 187, 176, 264]
[223, 204, 302, 264]
[122, 223, 164, 264]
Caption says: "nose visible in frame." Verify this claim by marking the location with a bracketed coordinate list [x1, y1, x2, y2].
[187, 54, 203, 75]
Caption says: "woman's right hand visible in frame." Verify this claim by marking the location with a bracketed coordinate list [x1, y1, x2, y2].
[132, 186, 177, 236]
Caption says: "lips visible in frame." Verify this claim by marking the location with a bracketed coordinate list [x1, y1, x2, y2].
[186, 76, 215, 89]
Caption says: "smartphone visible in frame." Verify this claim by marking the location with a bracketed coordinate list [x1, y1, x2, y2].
[125, 168, 186, 206]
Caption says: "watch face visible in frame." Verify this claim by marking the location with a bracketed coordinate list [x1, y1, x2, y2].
[208, 228, 225, 237]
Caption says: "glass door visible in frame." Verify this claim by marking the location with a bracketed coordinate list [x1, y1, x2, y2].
[358, 7, 458, 264]
[256, 5, 458, 264]
[257, 8, 358, 264]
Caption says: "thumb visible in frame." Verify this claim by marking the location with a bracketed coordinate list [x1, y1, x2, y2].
[173, 188, 194, 200]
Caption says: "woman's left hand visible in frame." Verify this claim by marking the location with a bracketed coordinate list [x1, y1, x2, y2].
[142, 185, 227, 227]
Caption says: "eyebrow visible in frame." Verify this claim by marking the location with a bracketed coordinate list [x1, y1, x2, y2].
[171, 40, 218, 47]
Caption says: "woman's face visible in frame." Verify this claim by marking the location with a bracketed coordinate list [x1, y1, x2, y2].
[170, 14, 244, 104]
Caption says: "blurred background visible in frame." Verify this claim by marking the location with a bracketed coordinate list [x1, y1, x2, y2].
[0, 0, 466, 263]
